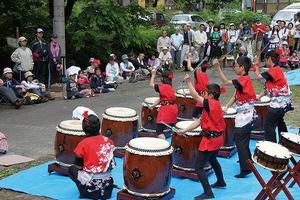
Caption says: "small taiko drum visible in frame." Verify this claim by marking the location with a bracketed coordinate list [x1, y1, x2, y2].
[172, 121, 202, 171]
[280, 132, 300, 156]
[252, 96, 271, 135]
[141, 97, 159, 131]
[101, 107, 138, 149]
[175, 89, 196, 121]
[222, 107, 237, 149]
[252, 141, 291, 172]
[124, 137, 173, 198]
[55, 120, 86, 164]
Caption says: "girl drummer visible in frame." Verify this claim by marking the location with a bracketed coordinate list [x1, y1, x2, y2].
[178, 76, 226, 200]
[254, 49, 293, 143]
[186, 53, 210, 120]
[149, 69, 178, 139]
[69, 113, 116, 199]
[213, 56, 256, 178]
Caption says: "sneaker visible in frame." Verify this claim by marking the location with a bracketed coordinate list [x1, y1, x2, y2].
[14, 99, 23, 109]
[211, 181, 226, 188]
[194, 192, 215, 200]
[234, 170, 252, 178]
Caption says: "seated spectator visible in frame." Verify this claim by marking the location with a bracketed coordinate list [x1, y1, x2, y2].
[288, 51, 299, 70]
[66, 72, 92, 100]
[66, 65, 81, 80]
[85, 59, 101, 78]
[77, 70, 90, 91]
[159, 47, 173, 70]
[148, 53, 160, 70]
[182, 46, 199, 71]
[129, 53, 150, 80]
[21, 71, 54, 101]
[120, 54, 135, 82]
[90, 67, 111, 93]
[105, 55, 123, 83]
[278, 41, 290, 68]
[0, 78, 23, 109]
[2, 68, 26, 98]
[237, 46, 248, 58]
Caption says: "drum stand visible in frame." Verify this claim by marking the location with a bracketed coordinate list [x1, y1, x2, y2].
[117, 188, 175, 200]
[218, 146, 237, 158]
[281, 156, 300, 189]
[246, 159, 294, 200]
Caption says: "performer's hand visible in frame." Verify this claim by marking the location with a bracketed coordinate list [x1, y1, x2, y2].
[222, 106, 228, 113]
[183, 74, 191, 82]
[212, 59, 220, 67]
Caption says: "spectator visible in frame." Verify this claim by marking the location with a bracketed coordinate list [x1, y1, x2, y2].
[66, 72, 92, 100]
[129, 53, 150, 79]
[287, 23, 295, 54]
[77, 70, 90, 91]
[85, 59, 101, 78]
[90, 67, 111, 93]
[268, 24, 280, 50]
[157, 31, 171, 53]
[206, 19, 214, 39]
[180, 24, 193, 68]
[47, 33, 62, 87]
[11, 36, 34, 82]
[238, 21, 253, 61]
[120, 54, 135, 82]
[0, 78, 23, 109]
[30, 28, 48, 85]
[251, 17, 267, 59]
[278, 41, 290, 67]
[148, 53, 160, 70]
[105, 55, 123, 83]
[288, 51, 299, 69]
[278, 20, 288, 41]
[183, 46, 199, 70]
[227, 23, 239, 54]
[193, 23, 207, 60]
[2, 68, 26, 98]
[209, 26, 222, 59]
[159, 47, 173, 70]
[170, 27, 184, 68]
[293, 23, 300, 51]
[237, 46, 248, 58]
[261, 25, 271, 61]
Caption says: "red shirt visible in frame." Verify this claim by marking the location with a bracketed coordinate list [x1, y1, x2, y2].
[263, 66, 289, 97]
[252, 23, 266, 39]
[74, 135, 114, 173]
[155, 83, 178, 124]
[194, 70, 209, 107]
[199, 98, 225, 151]
[233, 75, 256, 105]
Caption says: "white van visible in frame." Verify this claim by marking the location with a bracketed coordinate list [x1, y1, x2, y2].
[271, 8, 299, 27]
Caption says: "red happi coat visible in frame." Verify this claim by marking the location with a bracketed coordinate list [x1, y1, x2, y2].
[194, 70, 209, 107]
[235, 75, 257, 105]
[264, 66, 289, 97]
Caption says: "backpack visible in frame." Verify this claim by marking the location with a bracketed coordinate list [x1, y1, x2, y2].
[0, 132, 8, 154]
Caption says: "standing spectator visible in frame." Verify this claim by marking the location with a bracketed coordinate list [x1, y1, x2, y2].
[193, 24, 208, 60]
[293, 23, 300, 51]
[206, 19, 214, 39]
[278, 21, 288, 42]
[261, 25, 271, 61]
[251, 17, 267, 59]
[30, 28, 48, 85]
[47, 33, 62, 87]
[157, 31, 171, 53]
[180, 24, 193, 68]
[227, 23, 239, 54]
[11, 36, 34, 81]
[186, 23, 195, 34]
[105, 55, 123, 83]
[209, 26, 222, 59]
[287, 23, 295, 54]
[170, 27, 184, 68]
[120, 54, 135, 81]
[268, 24, 280, 50]
[238, 21, 253, 61]
[0, 78, 23, 109]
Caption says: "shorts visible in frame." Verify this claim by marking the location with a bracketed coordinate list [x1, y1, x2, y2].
[192, 107, 203, 118]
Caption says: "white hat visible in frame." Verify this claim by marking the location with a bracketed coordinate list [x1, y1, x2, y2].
[282, 41, 288, 46]
[36, 28, 44, 33]
[162, 46, 168, 50]
[3, 68, 13, 75]
[18, 36, 27, 42]
[24, 71, 34, 79]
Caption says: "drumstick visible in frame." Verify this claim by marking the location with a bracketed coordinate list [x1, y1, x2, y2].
[160, 121, 187, 138]
[180, 81, 186, 97]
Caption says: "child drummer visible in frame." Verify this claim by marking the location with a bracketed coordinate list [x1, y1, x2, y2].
[178, 75, 226, 200]
[254, 49, 293, 143]
[213, 56, 256, 178]
[69, 113, 115, 199]
[149, 69, 178, 139]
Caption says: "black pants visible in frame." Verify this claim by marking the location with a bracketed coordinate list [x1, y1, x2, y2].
[234, 122, 253, 172]
[195, 150, 225, 194]
[33, 61, 48, 85]
[264, 107, 287, 143]
[182, 60, 198, 71]
[69, 165, 114, 200]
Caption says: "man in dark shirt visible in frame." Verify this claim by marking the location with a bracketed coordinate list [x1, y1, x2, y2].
[180, 24, 193, 68]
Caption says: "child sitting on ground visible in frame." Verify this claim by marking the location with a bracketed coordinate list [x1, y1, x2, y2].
[66, 72, 93, 100]
[90, 67, 111, 93]
[288, 51, 299, 70]
[85, 58, 101, 78]
[77, 70, 90, 91]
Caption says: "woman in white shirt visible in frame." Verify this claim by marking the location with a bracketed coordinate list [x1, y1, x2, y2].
[105, 56, 123, 83]
[227, 23, 239, 54]
[268, 24, 280, 50]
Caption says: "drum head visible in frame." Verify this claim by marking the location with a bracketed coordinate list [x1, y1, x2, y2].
[175, 121, 202, 136]
[144, 97, 159, 105]
[256, 141, 291, 159]
[255, 95, 271, 106]
[176, 89, 192, 98]
[103, 107, 138, 121]
[281, 132, 300, 144]
[223, 107, 237, 118]
[56, 120, 85, 135]
[126, 137, 173, 156]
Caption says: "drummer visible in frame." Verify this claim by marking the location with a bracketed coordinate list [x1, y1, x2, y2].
[68, 113, 116, 199]
[149, 69, 178, 139]
[213, 56, 256, 178]
[254, 50, 293, 143]
[178, 75, 226, 200]
[186, 53, 210, 120]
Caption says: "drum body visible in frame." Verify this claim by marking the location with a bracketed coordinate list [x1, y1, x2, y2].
[252, 96, 270, 134]
[175, 89, 196, 120]
[141, 97, 159, 131]
[252, 141, 291, 172]
[172, 121, 202, 171]
[101, 107, 138, 149]
[280, 132, 300, 156]
[55, 120, 86, 164]
[222, 108, 236, 149]
[124, 137, 173, 197]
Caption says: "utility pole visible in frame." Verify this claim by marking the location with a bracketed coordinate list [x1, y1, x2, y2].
[53, 0, 66, 58]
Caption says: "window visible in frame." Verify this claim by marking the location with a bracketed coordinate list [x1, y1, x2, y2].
[191, 15, 203, 22]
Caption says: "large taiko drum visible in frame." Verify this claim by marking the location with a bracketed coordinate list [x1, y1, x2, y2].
[252, 96, 270, 136]
[124, 137, 173, 198]
[55, 120, 86, 164]
[172, 121, 202, 171]
[175, 89, 196, 121]
[141, 97, 159, 131]
[222, 107, 236, 149]
[101, 107, 138, 149]
[252, 141, 291, 172]
[280, 132, 300, 156]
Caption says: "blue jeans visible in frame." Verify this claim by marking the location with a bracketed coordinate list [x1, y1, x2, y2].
[0, 86, 17, 104]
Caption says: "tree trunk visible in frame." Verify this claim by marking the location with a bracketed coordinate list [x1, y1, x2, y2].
[53, 0, 66, 58]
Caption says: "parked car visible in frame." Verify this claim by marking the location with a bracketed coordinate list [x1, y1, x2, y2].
[170, 14, 205, 30]
[271, 8, 299, 27]
[284, 3, 300, 9]
[218, 9, 241, 20]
